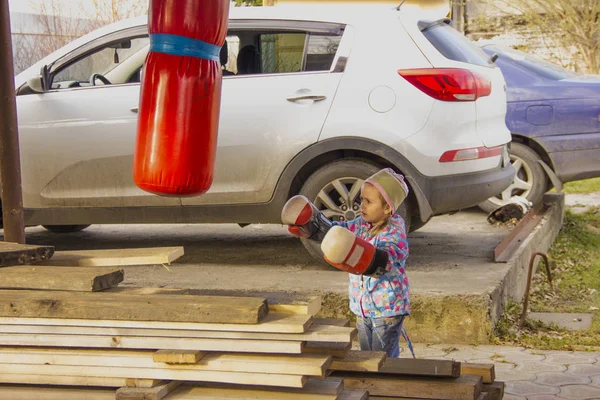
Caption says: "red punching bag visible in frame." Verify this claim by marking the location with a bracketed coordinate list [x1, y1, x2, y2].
[134, 0, 229, 196]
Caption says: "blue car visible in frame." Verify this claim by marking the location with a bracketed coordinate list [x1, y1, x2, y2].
[478, 44, 600, 211]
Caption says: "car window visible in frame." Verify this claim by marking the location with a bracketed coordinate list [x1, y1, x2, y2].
[305, 34, 341, 72]
[420, 20, 492, 67]
[260, 33, 306, 74]
[52, 36, 149, 89]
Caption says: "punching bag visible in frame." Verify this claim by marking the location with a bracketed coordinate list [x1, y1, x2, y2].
[134, 0, 229, 196]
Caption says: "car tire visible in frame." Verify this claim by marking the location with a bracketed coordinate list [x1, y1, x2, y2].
[478, 142, 547, 213]
[42, 224, 91, 233]
[298, 159, 411, 264]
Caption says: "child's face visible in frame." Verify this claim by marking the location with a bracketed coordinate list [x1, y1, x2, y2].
[360, 183, 392, 225]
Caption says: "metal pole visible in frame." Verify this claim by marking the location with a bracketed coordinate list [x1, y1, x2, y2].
[0, 0, 26, 244]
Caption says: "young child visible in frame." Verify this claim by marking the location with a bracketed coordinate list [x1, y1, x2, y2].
[331, 168, 411, 358]
[281, 168, 411, 357]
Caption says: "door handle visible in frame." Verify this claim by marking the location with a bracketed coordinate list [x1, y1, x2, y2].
[286, 94, 327, 103]
[130, 106, 139, 113]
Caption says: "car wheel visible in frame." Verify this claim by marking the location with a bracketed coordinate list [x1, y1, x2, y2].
[298, 160, 411, 264]
[478, 142, 547, 213]
[42, 224, 91, 233]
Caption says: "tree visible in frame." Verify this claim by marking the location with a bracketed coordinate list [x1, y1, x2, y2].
[234, 0, 264, 6]
[473, 0, 600, 74]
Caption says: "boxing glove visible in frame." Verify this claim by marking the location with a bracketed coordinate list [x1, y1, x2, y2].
[281, 195, 332, 242]
[321, 226, 389, 275]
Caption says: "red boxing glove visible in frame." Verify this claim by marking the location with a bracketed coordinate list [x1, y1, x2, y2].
[281, 195, 332, 242]
[321, 226, 389, 275]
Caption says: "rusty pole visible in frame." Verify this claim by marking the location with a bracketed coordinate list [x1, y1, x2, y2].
[0, 0, 26, 244]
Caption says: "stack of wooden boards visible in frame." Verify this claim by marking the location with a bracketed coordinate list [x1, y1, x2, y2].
[0, 241, 504, 399]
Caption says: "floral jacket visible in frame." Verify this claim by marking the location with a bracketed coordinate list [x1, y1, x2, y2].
[335, 215, 410, 318]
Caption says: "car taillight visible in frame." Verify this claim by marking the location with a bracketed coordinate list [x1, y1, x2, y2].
[398, 68, 492, 102]
[439, 146, 502, 162]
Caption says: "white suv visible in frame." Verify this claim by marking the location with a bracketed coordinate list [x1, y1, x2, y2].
[12, 6, 514, 259]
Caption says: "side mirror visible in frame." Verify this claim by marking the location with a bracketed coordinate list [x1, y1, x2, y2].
[26, 75, 44, 93]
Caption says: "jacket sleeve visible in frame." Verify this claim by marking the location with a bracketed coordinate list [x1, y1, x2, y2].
[375, 221, 409, 273]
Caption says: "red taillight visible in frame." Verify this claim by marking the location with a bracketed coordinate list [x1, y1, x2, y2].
[439, 146, 502, 162]
[398, 68, 492, 102]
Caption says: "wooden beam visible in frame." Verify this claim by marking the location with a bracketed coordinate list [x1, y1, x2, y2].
[304, 341, 351, 358]
[44, 246, 184, 267]
[116, 381, 180, 400]
[0, 373, 126, 387]
[0, 266, 123, 291]
[126, 379, 167, 388]
[461, 363, 495, 384]
[164, 381, 340, 399]
[482, 382, 504, 400]
[0, 290, 268, 324]
[379, 357, 461, 378]
[330, 351, 386, 372]
[331, 372, 483, 400]
[0, 333, 304, 354]
[0, 385, 115, 400]
[153, 350, 205, 364]
[0, 363, 308, 388]
[338, 390, 369, 400]
[0, 312, 311, 333]
[111, 287, 322, 316]
[0, 242, 54, 267]
[313, 318, 350, 327]
[0, 321, 354, 343]
[189, 378, 343, 396]
[0, 347, 329, 376]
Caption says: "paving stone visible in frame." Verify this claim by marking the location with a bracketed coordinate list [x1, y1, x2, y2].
[473, 345, 526, 353]
[495, 352, 547, 364]
[502, 395, 527, 400]
[545, 353, 598, 366]
[528, 396, 566, 400]
[528, 312, 593, 331]
[566, 364, 600, 377]
[505, 381, 560, 396]
[496, 369, 537, 382]
[467, 358, 517, 371]
[515, 362, 568, 374]
[557, 384, 600, 399]
[535, 372, 591, 386]
[440, 349, 497, 362]
[408, 344, 449, 358]
[591, 375, 600, 388]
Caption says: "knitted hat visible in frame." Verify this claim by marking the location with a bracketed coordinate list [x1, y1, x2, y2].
[364, 168, 409, 213]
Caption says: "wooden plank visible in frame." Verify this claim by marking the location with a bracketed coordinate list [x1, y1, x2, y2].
[187, 378, 344, 396]
[126, 379, 168, 388]
[0, 266, 124, 291]
[331, 372, 482, 400]
[482, 382, 504, 400]
[0, 385, 115, 400]
[44, 246, 184, 267]
[304, 341, 351, 358]
[153, 350, 205, 364]
[0, 312, 311, 333]
[116, 381, 180, 400]
[313, 318, 350, 327]
[0, 322, 353, 343]
[0, 363, 308, 388]
[111, 288, 322, 316]
[337, 390, 368, 400]
[0, 242, 54, 267]
[461, 363, 495, 384]
[0, 333, 304, 354]
[0, 347, 329, 376]
[330, 351, 386, 372]
[0, 373, 126, 387]
[0, 290, 268, 324]
[379, 357, 461, 378]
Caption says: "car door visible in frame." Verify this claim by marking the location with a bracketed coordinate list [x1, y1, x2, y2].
[16, 27, 178, 209]
[181, 20, 347, 206]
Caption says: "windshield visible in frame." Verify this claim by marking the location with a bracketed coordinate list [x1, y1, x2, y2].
[484, 45, 579, 80]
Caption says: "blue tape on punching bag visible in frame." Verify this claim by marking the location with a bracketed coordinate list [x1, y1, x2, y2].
[149, 33, 221, 61]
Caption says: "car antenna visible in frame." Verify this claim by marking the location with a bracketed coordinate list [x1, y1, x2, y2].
[395, 0, 407, 10]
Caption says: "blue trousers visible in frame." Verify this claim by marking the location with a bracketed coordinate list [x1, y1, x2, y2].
[356, 315, 405, 358]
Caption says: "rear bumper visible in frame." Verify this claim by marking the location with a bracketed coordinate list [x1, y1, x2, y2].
[423, 162, 515, 215]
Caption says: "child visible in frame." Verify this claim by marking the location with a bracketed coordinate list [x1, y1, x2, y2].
[331, 168, 411, 358]
[281, 168, 412, 357]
